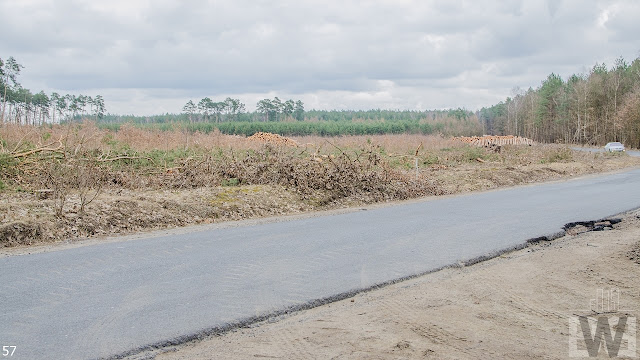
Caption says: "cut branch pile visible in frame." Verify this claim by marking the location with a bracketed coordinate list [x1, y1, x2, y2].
[247, 132, 298, 147]
[220, 145, 444, 204]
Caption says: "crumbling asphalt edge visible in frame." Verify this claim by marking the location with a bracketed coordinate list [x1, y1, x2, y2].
[108, 209, 639, 360]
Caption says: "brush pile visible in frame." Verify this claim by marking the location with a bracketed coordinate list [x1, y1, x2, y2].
[247, 132, 298, 147]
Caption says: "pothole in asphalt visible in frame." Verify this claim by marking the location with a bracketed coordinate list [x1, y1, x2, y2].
[526, 218, 622, 244]
[563, 218, 622, 235]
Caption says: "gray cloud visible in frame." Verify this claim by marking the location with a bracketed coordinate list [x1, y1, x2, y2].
[1, 0, 639, 115]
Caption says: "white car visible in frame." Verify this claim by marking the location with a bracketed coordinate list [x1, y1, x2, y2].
[604, 142, 625, 152]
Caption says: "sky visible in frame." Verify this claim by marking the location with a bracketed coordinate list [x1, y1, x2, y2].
[1, 0, 639, 115]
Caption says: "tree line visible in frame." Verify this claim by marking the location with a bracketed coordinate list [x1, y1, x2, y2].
[0, 56, 107, 125]
[182, 97, 246, 123]
[99, 108, 482, 137]
[181, 96, 305, 123]
[256, 97, 304, 121]
[101, 119, 477, 137]
[479, 55, 640, 147]
[178, 99, 471, 124]
[101, 107, 474, 125]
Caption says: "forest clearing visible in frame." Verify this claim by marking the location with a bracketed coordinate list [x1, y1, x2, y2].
[1, 122, 638, 248]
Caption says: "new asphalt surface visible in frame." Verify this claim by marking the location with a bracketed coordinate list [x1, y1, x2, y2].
[2, 167, 640, 359]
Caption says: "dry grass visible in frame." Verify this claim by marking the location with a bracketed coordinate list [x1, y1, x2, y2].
[0, 122, 257, 154]
[292, 134, 458, 155]
[1, 122, 639, 248]
[0, 123, 459, 155]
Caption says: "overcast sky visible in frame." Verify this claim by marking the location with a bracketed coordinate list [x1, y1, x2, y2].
[1, 0, 639, 115]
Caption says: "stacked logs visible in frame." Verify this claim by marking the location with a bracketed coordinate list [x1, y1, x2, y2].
[452, 135, 535, 147]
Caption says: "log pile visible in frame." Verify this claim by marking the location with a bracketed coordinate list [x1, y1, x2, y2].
[452, 135, 535, 146]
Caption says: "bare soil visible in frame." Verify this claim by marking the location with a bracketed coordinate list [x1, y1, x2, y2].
[155, 209, 640, 360]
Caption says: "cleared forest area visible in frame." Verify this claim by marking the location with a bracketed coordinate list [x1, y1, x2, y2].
[1, 123, 638, 247]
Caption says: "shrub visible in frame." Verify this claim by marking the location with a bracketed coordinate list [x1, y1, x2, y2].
[541, 147, 573, 163]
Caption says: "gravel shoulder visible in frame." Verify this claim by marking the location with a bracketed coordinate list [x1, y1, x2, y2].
[154, 209, 640, 360]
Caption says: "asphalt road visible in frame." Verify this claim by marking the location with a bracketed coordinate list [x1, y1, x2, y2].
[2, 168, 640, 359]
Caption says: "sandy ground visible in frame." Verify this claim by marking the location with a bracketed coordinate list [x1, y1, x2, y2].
[152, 209, 640, 360]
